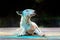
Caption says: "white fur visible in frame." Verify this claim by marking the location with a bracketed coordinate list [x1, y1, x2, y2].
[16, 9, 42, 35]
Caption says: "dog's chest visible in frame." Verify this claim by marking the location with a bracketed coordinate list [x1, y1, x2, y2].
[21, 22, 35, 31]
[20, 16, 35, 30]
[20, 20, 32, 30]
[21, 23, 31, 30]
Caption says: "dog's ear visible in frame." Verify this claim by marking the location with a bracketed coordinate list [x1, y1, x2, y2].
[16, 11, 22, 16]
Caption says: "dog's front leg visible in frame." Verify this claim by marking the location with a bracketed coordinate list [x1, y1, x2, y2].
[34, 27, 45, 36]
[31, 22, 45, 36]
[16, 27, 26, 36]
[34, 27, 42, 35]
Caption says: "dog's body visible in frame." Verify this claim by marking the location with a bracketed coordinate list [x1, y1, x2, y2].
[16, 9, 43, 36]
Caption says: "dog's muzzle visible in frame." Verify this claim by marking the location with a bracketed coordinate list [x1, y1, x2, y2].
[31, 13, 36, 16]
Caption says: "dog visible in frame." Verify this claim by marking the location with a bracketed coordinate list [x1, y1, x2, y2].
[16, 9, 45, 36]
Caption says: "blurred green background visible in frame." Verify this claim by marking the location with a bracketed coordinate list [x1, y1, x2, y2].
[0, 0, 60, 27]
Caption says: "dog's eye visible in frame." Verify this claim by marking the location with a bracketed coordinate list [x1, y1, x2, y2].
[26, 9, 29, 12]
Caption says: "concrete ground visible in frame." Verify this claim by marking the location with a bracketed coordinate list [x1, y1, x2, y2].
[0, 27, 60, 36]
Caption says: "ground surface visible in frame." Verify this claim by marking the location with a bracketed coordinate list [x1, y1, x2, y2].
[0, 27, 60, 36]
[0, 27, 60, 40]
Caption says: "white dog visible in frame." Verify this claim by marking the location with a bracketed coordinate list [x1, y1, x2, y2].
[16, 9, 45, 36]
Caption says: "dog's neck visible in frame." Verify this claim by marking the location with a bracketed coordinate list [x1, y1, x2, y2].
[21, 16, 31, 24]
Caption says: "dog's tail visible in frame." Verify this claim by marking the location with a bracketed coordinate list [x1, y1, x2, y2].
[16, 11, 22, 16]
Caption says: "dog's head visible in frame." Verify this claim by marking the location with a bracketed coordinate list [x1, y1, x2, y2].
[22, 9, 36, 17]
[16, 9, 36, 17]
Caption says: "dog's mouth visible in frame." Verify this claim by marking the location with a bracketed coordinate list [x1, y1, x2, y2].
[30, 13, 36, 17]
[27, 13, 36, 18]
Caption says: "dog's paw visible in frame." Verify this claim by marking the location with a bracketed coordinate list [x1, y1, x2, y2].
[41, 34, 45, 37]
[39, 33, 45, 37]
